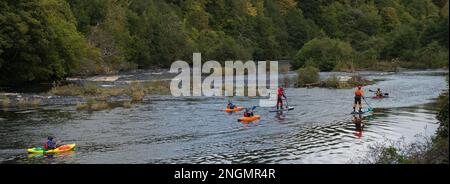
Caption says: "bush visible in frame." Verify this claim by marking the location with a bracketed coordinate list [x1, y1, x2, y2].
[347, 74, 374, 87]
[333, 61, 355, 72]
[321, 75, 341, 88]
[416, 41, 449, 68]
[49, 84, 83, 96]
[1, 96, 10, 108]
[293, 38, 355, 71]
[297, 66, 320, 87]
[76, 99, 109, 111]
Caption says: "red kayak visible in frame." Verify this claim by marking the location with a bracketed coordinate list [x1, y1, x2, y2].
[372, 95, 389, 99]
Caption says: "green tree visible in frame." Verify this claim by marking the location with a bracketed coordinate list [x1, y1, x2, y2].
[293, 38, 355, 71]
[0, 0, 100, 84]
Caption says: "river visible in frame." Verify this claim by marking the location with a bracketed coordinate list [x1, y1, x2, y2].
[0, 70, 448, 164]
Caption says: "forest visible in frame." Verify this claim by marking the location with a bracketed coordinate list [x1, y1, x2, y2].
[1, 0, 448, 85]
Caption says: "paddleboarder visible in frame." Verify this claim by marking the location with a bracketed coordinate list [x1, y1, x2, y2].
[353, 85, 365, 113]
[277, 86, 286, 110]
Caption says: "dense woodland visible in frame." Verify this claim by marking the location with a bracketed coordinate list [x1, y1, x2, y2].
[1, 0, 449, 85]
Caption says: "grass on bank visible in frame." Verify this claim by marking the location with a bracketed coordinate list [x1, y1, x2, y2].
[49, 81, 170, 97]
[296, 66, 374, 89]
[1, 95, 10, 108]
[50, 80, 170, 111]
[17, 98, 42, 108]
[76, 99, 132, 111]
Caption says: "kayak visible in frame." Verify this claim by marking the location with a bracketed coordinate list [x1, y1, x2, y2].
[27, 144, 76, 154]
[225, 107, 243, 112]
[269, 106, 294, 112]
[238, 115, 260, 122]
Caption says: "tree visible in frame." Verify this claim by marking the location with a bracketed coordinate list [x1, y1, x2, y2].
[293, 38, 355, 71]
[285, 9, 318, 55]
[0, 0, 100, 85]
[380, 7, 401, 31]
[381, 25, 421, 61]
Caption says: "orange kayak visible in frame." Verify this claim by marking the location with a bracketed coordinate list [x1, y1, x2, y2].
[225, 107, 243, 112]
[238, 115, 260, 122]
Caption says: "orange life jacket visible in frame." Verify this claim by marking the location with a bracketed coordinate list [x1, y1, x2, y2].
[355, 89, 364, 96]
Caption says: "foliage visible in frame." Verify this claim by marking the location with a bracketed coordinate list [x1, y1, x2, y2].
[1, 0, 449, 85]
[293, 38, 355, 71]
[296, 66, 320, 87]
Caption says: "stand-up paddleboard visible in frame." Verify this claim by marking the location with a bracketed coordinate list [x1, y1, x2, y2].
[269, 106, 294, 112]
[350, 109, 372, 115]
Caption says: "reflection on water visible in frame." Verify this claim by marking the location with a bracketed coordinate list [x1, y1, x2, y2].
[0, 71, 447, 164]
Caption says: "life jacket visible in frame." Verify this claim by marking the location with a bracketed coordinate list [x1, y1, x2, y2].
[355, 89, 364, 96]
[45, 140, 56, 150]
[277, 88, 285, 97]
[376, 91, 382, 96]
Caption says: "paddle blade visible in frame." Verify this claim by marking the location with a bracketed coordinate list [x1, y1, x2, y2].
[368, 107, 374, 111]
[252, 106, 257, 110]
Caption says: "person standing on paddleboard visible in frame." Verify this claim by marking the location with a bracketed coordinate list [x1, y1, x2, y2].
[277, 87, 287, 110]
[353, 86, 365, 113]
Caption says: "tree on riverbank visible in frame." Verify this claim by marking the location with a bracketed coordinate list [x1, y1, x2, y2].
[1, 0, 449, 85]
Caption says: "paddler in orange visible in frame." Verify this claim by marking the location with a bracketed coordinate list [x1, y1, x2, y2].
[353, 85, 365, 113]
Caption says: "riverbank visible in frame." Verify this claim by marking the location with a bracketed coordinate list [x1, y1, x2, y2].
[357, 78, 448, 164]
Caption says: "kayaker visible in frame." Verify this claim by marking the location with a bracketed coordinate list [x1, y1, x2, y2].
[243, 108, 254, 117]
[227, 100, 236, 109]
[353, 85, 365, 113]
[375, 88, 383, 97]
[276, 87, 286, 110]
[44, 136, 57, 150]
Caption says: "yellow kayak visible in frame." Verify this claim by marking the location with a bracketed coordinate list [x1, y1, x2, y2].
[27, 144, 76, 154]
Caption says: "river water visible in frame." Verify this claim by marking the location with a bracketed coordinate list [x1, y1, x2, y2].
[0, 70, 447, 164]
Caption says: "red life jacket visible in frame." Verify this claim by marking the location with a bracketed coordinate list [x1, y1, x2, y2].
[277, 88, 285, 97]
[43, 143, 49, 149]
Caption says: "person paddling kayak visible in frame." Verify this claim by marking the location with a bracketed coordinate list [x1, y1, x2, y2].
[44, 136, 57, 150]
[276, 87, 286, 110]
[227, 100, 236, 109]
[375, 88, 383, 97]
[353, 85, 365, 113]
[243, 108, 254, 117]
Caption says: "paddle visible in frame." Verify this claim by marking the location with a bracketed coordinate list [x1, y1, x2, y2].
[362, 96, 374, 111]
[284, 97, 289, 109]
